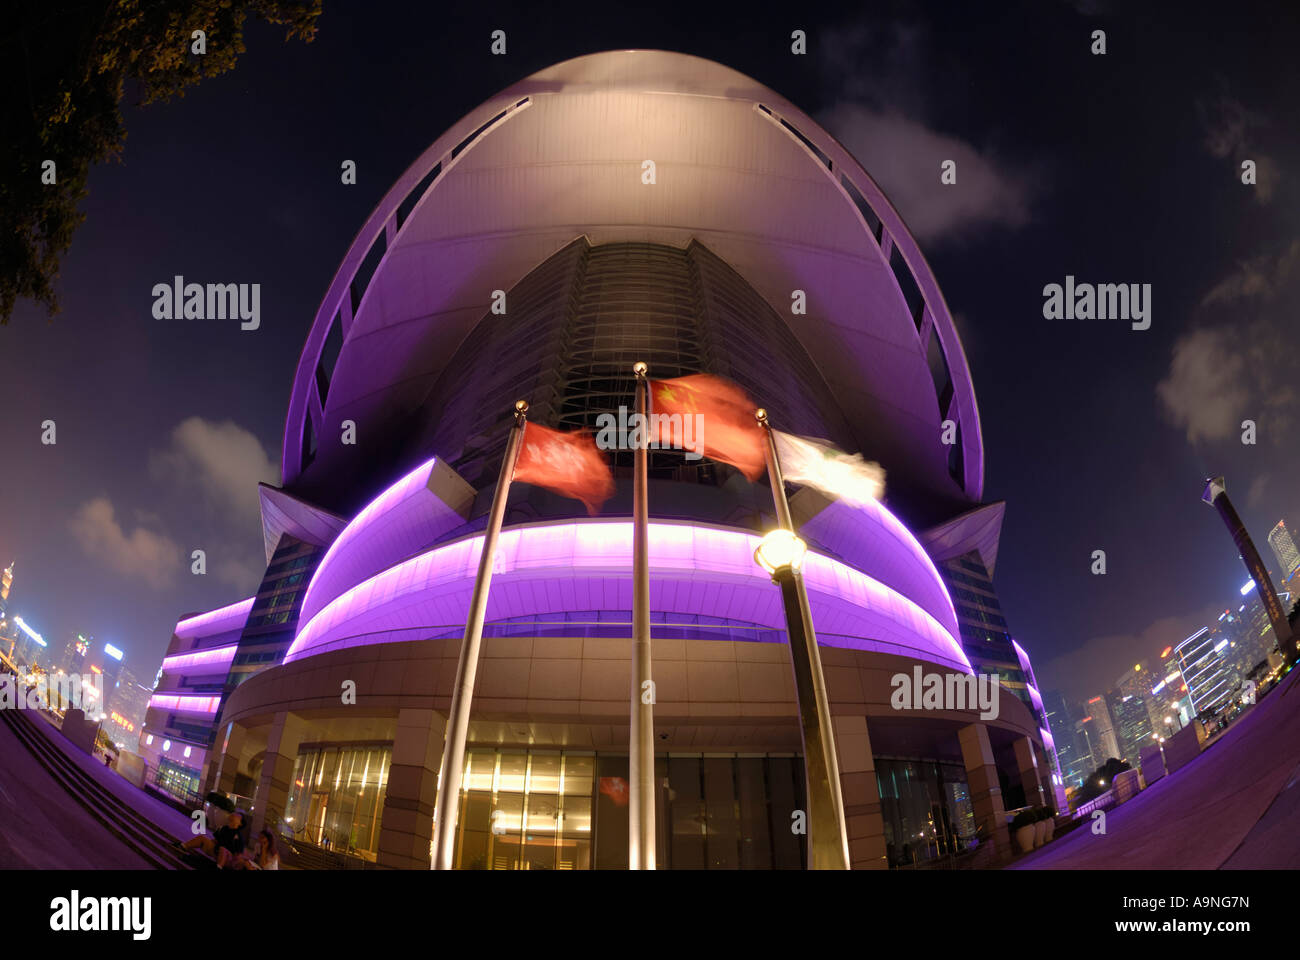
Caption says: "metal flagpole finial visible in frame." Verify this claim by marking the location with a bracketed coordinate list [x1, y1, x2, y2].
[514, 399, 529, 417]
[755, 407, 768, 426]
[633, 361, 648, 378]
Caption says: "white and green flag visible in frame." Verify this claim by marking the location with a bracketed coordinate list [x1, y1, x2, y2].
[774, 431, 885, 506]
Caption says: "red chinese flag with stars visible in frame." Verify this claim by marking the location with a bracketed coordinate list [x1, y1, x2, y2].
[650, 374, 765, 481]
[512, 423, 615, 516]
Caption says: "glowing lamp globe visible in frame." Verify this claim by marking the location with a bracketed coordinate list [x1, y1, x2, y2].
[753, 530, 808, 577]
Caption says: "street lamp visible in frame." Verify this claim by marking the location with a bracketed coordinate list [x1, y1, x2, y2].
[754, 529, 807, 577]
[752, 409, 850, 871]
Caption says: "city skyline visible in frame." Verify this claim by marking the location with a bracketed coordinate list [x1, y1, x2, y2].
[8, 509, 1294, 709]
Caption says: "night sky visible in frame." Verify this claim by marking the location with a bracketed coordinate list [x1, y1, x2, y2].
[2, 0, 1297, 705]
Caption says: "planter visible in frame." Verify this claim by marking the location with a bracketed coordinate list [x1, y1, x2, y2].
[1033, 819, 1048, 847]
[1015, 825, 1036, 854]
[1113, 768, 1142, 804]
[1043, 817, 1056, 842]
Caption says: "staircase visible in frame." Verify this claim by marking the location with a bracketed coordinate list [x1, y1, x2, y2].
[0, 706, 192, 870]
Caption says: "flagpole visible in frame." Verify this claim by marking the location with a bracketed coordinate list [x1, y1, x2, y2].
[431, 399, 528, 870]
[755, 408, 850, 870]
[629, 362, 656, 869]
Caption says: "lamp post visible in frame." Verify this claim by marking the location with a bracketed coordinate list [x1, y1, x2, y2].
[753, 410, 850, 870]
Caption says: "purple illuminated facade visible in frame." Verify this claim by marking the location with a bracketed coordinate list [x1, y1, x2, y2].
[140, 50, 1058, 868]
[286, 518, 969, 671]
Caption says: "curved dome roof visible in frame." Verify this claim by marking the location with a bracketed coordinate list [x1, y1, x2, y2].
[284, 50, 983, 518]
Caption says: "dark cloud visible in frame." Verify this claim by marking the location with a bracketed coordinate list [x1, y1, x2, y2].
[1197, 93, 1278, 203]
[1157, 241, 1300, 445]
[68, 497, 181, 590]
[815, 20, 1039, 245]
[820, 104, 1034, 243]
[149, 416, 279, 527]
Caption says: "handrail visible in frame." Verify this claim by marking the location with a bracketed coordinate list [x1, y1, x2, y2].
[1072, 788, 1115, 818]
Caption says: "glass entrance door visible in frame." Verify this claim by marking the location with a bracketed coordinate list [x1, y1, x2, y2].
[453, 750, 594, 869]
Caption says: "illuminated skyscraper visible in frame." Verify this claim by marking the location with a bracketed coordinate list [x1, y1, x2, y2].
[1175, 627, 1233, 718]
[0, 561, 13, 621]
[11, 614, 48, 668]
[1083, 696, 1121, 762]
[1147, 660, 1189, 735]
[1107, 690, 1153, 763]
[0, 562, 14, 656]
[60, 632, 92, 676]
[1044, 690, 1089, 789]
[1213, 580, 1285, 689]
[1074, 716, 1101, 775]
[111, 665, 153, 728]
[1268, 520, 1300, 579]
[1118, 660, 1164, 736]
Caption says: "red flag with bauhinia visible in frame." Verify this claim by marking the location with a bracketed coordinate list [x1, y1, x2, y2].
[650, 374, 765, 481]
[512, 423, 615, 516]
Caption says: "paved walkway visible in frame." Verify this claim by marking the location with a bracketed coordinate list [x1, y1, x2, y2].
[1016, 666, 1300, 869]
[0, 713, 152, 868]
[0, 709, 198, 868]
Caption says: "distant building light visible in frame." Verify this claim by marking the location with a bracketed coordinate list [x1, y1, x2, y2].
[1241, 580, 1256, 596]
[1160, 645, 1172, 658]
[162, 740, 171, 752]
[13, 616, 45, 646]
[1214, 639, 1229, 652]
[104, 643, 123, 661]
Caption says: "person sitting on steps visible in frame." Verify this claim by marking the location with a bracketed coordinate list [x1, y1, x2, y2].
[179, 809, 248, 869]
[233, 829, 280, 871]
